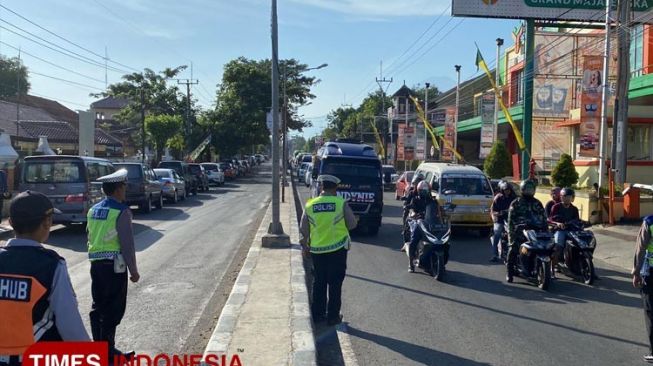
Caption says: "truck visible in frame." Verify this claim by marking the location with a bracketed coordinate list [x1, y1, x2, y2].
[313, 140, 383, 235]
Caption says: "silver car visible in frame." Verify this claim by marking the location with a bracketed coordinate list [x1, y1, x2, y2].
[153, 168, 186, 203]
[200, 163, 225, 186]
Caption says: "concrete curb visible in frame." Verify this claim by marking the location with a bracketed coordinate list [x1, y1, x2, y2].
[203, 205, 267, 356]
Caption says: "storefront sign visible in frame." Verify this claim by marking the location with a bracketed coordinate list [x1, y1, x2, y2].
[416, 124, 426, 160]
[397, 124, 405, 161]
[452, 0, 653, 23]
[442, 107, 457, 162]
[579, 55, 604, 157]
[479, 93, 495, 159]
[404, 125, 416, 161]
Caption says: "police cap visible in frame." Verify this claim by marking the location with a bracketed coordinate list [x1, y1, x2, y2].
[317, 175, 341, 184]
[97, 169, 128, 183]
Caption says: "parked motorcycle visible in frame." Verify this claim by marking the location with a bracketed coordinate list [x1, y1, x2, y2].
[407, 204, 455, 281]
[507, 221, 556, 290]
[556, 219, 597, 285]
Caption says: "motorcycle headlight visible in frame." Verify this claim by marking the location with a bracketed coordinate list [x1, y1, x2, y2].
[589, 236, 597, 249]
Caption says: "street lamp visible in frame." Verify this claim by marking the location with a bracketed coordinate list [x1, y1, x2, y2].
[454, 65, 461, 163]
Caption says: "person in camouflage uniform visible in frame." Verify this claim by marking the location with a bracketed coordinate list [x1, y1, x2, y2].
[506, 179, 548, 282]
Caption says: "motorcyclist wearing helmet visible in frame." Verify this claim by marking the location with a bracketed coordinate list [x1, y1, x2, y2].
[400, 173, 425, 249]
[406, 181, 441, 272]
[506, 179, 548, 282]
[490, 181, 517, 262]
[545, 187, 562, 218]
[549, 187, 580, 276]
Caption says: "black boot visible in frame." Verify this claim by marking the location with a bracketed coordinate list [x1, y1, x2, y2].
[106, 328, 135, 365]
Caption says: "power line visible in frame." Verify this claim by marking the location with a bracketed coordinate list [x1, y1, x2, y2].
[30, 71, 105, 92]
[28, 91, 89, 109]
[0, 3, 139, 73]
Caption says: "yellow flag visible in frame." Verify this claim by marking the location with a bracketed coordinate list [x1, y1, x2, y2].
[475, 48, 526, 150]
[369, 121, 385, 158]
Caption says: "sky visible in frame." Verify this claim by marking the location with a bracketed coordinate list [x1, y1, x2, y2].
[0, 0, 519, 139]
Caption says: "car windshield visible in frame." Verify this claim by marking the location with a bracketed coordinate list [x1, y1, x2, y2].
[406, 172, 414, 181]
[153, 169, 171, 178]
[440, 176, 492, 195]
[159, 162, 182, 174]
[202, 164, 218, 171]
[382, 166, 396, 174]
[23, 161, 84, 184]
[189, 165, 201, 174]
[115, 165, 142, 179]
[322, 160, 381, 184]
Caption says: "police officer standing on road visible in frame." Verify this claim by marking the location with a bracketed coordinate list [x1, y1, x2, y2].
[87, 169, 139, 359]
[0, 191, 89, 366]
[632, 215, 653, 363]
[300, 175, 357, 326]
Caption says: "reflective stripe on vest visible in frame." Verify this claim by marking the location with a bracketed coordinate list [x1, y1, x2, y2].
[305, 195, 350, 254]
[647, 224, 653, 265]
[87, 199, 124, 261]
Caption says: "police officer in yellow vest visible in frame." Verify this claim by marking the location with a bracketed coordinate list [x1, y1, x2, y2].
[633, 215, 653, 363]
[87, 169, 139, 359]
[300, 175, 357, 326]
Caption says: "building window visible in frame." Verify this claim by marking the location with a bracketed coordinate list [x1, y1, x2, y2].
[631, 24, 644, 77]
[628, 125, 651, 160]
[511, 69, 524, 106]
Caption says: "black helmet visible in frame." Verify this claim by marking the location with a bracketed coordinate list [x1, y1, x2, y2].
[520, 179, 537, 197]
[561, 187, 575, 197]
[411, 173, 425, 185]
[498, 180, 510, 191]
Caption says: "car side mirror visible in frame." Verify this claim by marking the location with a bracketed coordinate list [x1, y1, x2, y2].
[444, 189, 456, 195]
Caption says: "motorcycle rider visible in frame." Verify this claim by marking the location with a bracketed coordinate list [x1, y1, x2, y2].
[545, 187, 562, 218]
[490, 181, 517, 262]
[506, 179, 548, 283]
[549, 187, 580, 277]
[400, 173, 425, 250]
[406, 181, 441, 272]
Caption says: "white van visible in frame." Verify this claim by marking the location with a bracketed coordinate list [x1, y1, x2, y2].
[415, 162, 494, 234]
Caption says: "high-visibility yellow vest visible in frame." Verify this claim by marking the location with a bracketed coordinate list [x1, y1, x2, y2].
[305, 195, 350, 254]
[87, 198, 127, 260]
[647, 219, 653, 266]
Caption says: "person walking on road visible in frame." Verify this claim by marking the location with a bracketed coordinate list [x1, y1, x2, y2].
[0, 191, 89, 366]
[632, 215, 653, 363]
[300, 174, 357, 326]
[87, 169, 139, 359]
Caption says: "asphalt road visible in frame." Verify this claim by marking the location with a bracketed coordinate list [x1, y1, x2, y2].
[29, 165, 271, 354]
[297, 184, 648, 366]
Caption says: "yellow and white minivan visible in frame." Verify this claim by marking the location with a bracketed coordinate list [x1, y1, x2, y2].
[415, 162, 494, 234]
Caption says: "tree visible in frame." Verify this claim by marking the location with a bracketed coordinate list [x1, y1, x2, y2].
[327, 107, 356, 133]
[145, 114, 183, 163]
[483, 141, 512, 179]
[551, 153, 579, 188]
[208, 57, 318, 157]
[93, 66, 188, 152]
[0, 55, 29, 97]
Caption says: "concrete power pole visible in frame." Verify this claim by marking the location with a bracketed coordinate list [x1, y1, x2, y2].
[177, 79, 199, 156]
[494, 38, 504, 142]
[598, 0, 613, 190]
[614, 0, 632, 184]
[376, 61, 392, 164]
[454, 65, 461, 163]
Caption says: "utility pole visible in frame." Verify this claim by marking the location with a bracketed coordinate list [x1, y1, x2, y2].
[376, 61, 392, 164]
[282, 65, 287, 203]
[598, 0, 613, 190]
[494, 38, 504, 142]
[454, 65, 461, 163]
[424, 82, 429, 160]
[177, 78, 199, 156]
[141, 86, 146, 163]
[262, 0, 289, 245]
[614, 0, 632, 184]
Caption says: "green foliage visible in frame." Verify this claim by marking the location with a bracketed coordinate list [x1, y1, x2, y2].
[325, 90, 393, 142]
[0, 55, 30, 97]
[145, 115, 183, 162]
[483, 141, 512, 179]
[208, 57, 318, 157]
[551, 153, 579, 188]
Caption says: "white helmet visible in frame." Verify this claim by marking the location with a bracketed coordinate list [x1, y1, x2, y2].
[417, 181, 431, 198]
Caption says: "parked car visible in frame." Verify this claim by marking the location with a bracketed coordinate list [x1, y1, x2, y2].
[201, 163, 225, 186]
[19, 155, 114, 225]
[220, 162, 236, 180]
[158, 160, 197, 196]
[153, 168, 186, 203]
[113, 163, 164, 213]
[382, 165, 399, 191]
[255, 154, 264, 164]
[188, 163, 210, 192]
[395, 171, 414, 200]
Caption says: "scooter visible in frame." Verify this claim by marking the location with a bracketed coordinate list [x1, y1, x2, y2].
[507, 221, 556, 290]
[557, 219, 597, 285]
[407, 204, 455, 281]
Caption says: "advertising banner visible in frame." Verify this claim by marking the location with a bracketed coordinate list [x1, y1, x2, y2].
[479, 92, 495, 159]
[452, 0, 653, 23]
[404, 125, 416, 161]
[579, 55, 603, 157]
[442, 107, 456, 162]
[397, 124, 405, 161]
[416, 123, 426, 160]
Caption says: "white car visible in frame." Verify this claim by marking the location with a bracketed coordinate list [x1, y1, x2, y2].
[304, 165, 313, 187]
[298, 162, 310, 183]
[200, 163, 225, 186]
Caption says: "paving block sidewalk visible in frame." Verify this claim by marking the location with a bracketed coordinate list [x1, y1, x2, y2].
[203, 195, 316, 365]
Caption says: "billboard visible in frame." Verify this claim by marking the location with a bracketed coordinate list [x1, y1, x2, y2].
[397, 124, 405, 161]
[416, 123, 426, 160]
[579, 55, 604, 157]
[442, 107, 457, 162]
[452, 0, 653, 23]
[479, 93, 495, 159]
[404, 125, 416, 161]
